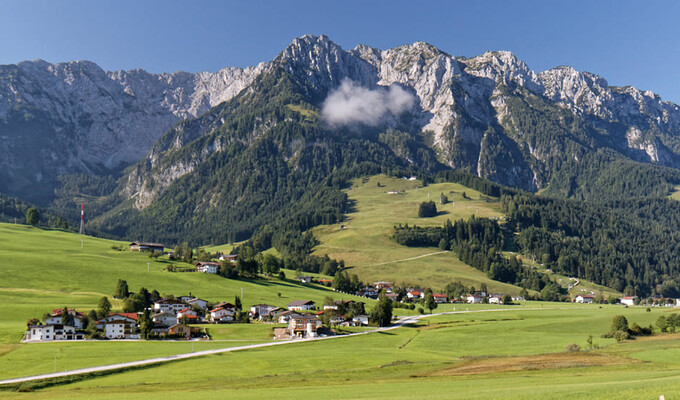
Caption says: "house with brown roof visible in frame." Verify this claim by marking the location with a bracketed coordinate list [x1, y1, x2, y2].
[45, 308, 86, 329]
[154, 298, 186, 314]
[129, 241, 165, 252]
[288, 300, 315, 311]
[195, 262, 220, 274]
[288, 313, 322, 337]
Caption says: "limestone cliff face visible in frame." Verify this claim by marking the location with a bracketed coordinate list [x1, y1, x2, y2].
[4, 34, 680, 204]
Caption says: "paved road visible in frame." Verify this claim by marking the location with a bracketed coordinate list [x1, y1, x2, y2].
[0, 308, 535, 386]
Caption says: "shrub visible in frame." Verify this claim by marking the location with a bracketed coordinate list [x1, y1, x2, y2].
[613, 330, 630, 342]
[565, 343, 580, 352]
[418, 201, 437, 218]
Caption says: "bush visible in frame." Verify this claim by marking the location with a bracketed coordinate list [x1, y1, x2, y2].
[417, 307, 424, 314]
[418, 201, 437, 218]
[613, 330, 630, 342]
[565, 343, 580, 352]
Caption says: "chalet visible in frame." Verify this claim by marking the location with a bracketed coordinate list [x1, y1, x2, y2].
[152, 311, 177, 326]
[178, 295, 195, 303]
[210, 306, 235, 323]
[187, 298, 208, 310]
[105, 318, 138, 339]
[488, 294, 504, 304]
[288, 313, 322, 337]
[621, 296, 637, 306]
[177, 308, 198, 318]
[433, 293, 448, 303]
[129, 241, 164, 252]
[154, 299, 186, 314]
[213, 301, 237, 310]
[406, 291, 422, 300]
[512, 296, 525, 302]
[196, 261, 220, 274]
[467, 293, 484, 304]
[24, 324, 84, 342]
[96, 313, 138, 329]
[168, 323, 191, 338]
[374, 281, 393, 292]
[352, 315, 369, 326]
[276, 310, 295, 324]
[45, 309, 86, 329]
[250, 304, 278, 318]
[295, 276, 313, 283]
[575, 295, 595, 304]
[219, 254, 238, 263]
[288, 300, 315, 311]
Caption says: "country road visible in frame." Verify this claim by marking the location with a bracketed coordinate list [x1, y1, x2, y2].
[366, 250, 450, 267]
[0, 308, 538, 386]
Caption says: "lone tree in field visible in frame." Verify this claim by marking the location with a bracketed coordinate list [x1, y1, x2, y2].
[418, 201, 437, 217]
[114, 279, 129, 299]
[97, 296, 112, 319]
[370, 293, 393, 327]
[25, 208, 39, 225]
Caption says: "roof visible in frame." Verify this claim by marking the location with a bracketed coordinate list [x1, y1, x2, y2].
[622, 296, 637, 299]
[408, 291, 422, 296]
[579, 295, 595, 298]
[110, 312, 139, 321]
[130, 241, 165, 247]
[188, 298, 206, 303]
[195, 262, 221, 267]
[155, 298, 184, 305]
[288, 300, 315, 307]
[433, 294, 447, 298]
[181, 315, 200, 319]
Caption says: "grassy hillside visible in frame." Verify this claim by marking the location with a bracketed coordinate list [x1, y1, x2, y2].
[311, 175, 514, 292]
[0, 223, 373, 377]
[5, 304, 680, 399]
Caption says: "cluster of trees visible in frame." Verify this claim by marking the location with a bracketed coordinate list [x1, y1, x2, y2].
[603, 315, 653, 342]
[656, 313, 680, 333]
[332, 271, 364, 293]
[393, 217, 555, 292]
[113, 280, 161, 314]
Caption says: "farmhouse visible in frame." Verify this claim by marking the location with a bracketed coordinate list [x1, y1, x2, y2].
[168, 323, 192, 338]
[195, 262, 220, 274]
[621, 296, 637, 306]
[385, 293, 400, 302]
[129, 241, 165, 252]
[295, 276, 313, 283]
[433, 293, 448, 303]
[219, 254, 238, 262]
[467, 293, 484, 303]
[288, 300, 315, 311]
[575, 295, 595, 304]
[406, 291, 422, 300]
[488, 294, 504, 304]
[352, 315, 369, 326]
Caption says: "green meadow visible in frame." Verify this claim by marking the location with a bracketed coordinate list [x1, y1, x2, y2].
[4, 304, 680, 399]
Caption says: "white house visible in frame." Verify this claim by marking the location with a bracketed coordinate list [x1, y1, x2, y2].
[488, 295, 503, 304]
[250, 304, 278, 318]
[187, 298, 208, 310]
[575, 295, 595, 304]
[210, 306, 235, 323]
[406, 291, 422, 300]
[621, 296, 637, 306]
[45, 309, 86, 329]
[295, 276, 313, 283]
[154, 299, 186, 314]
[433, 294, 448, 303]
[24, 324, 83, 342]
[105, 318, 138, 339]
[196, 261, 220, 274]
[287, 300, 315, 311]
[152, 311, 178, 326]
[352, 315, 369, 326]
[467, 293, 484, 304]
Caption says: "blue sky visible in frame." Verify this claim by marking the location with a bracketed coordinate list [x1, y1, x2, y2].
[2, 1, 680, 102]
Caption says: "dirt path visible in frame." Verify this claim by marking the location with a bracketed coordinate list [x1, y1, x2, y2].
[0, 308, 543, 386]
[366, 250, 450, 267]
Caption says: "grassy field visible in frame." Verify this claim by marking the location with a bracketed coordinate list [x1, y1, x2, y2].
[311, 175, 517, 292]
[0, 223, 372, 378]
[4, 303, 679, 399]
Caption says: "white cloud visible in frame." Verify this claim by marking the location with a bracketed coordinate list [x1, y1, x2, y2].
[321, 79, 415, 127]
